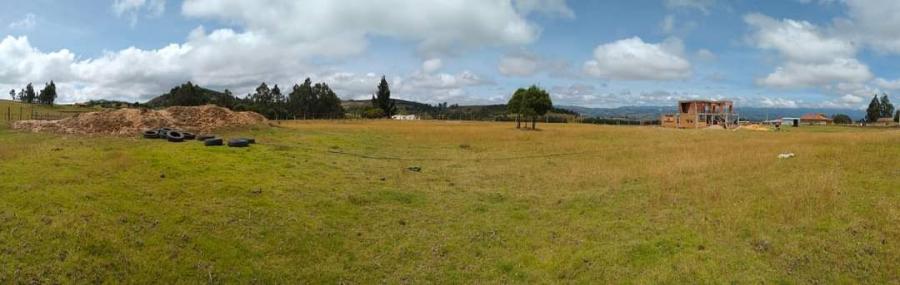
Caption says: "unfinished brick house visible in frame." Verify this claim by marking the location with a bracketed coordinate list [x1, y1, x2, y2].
[661, 100, 737, 129]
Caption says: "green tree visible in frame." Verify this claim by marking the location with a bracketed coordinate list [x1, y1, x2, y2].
[38, 83, 48, 104]
[371, 76, 396, 117]
[9, 89, 15, 101]
[895, 110, 899, 123]
[23, 83, 36, 104]
[252, 83, 273, 107]
[507, 88, 526, 129]
[47, 81, 58, 105]
[880, 94, 894, 119]
[832, 114, 852, 125]
[290, 78, 315, 118]
[521, 85, 553, 129]
[216, 89, 237, 109]
[37, 81, 58, 105]
[272, 85, 284, 104]
[271, 84, 288, 119]
[313, 82, 344, 118]
[169, 82, 204, 106]
[866, 95, 882, 123]
[250, 83, 275, 117]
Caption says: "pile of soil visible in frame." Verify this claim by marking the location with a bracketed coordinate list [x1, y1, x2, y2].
[12, 105, 267, 136]
[741, 124, 772, 132]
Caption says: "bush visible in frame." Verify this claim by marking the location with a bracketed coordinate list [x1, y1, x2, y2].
[832, 114, 853, 124]
[361, 107, 386, 119]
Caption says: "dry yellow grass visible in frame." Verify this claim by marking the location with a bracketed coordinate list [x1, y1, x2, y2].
[0, 120, 897, 283]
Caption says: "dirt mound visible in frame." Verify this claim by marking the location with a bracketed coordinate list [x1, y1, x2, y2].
[12, 105, 267, 136]
[741, 124, 771, 132]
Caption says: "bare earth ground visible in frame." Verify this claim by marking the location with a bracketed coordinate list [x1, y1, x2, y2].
[0, 120, 898, 283]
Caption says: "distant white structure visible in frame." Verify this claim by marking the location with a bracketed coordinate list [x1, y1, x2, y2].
[391, 114, 419, 121]
[781, 117, 800, 127]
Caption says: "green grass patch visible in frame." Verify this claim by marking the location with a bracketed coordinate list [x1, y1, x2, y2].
[0, 121, 898, 283]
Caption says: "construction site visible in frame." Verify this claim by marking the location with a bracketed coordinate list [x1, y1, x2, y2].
[661, 100, 738, 129]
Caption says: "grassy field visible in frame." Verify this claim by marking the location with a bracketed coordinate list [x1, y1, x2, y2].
[0, 121, 898, 283]
[0, 100, 99, 122]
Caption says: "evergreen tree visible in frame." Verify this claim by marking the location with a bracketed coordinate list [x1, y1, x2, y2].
[9, 89, 15, 101]
[38, 83, 48, 104]
[313, 82, 344, 118]
[169, 82, 204, 106]
[271, 84, 287, 119]
[288, 78, 314, 118]
[23, 83, 36, 104]
[17, 89, 24, 103]
[880, 94, 894, 119]
[47, 81, 57, 105]
[253, 83, 272, 105]
[371, 76, 396, 117]
[220, 89, 237, 109]
[895, 110, 899, 123]
[37, 81, 57, 105]
[250, 83, 276, 118]
[866, 95, 882, 123]
[272, 85, 284, 104]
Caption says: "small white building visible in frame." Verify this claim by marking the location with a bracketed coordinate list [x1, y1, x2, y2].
[391, 114, 419, 121]
[781, 117, 800, 127]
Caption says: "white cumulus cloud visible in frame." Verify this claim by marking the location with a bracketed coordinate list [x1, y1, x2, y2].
[745, 13, 872, 89]
[757, 58, 872, 88]
[181, 0, 552, 57]
[583, 37, 691, 80]
[1, 0, 565, 103]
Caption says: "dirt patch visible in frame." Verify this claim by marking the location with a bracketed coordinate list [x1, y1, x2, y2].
[12, 105, 267, 136]
[741, 124, 772, 132]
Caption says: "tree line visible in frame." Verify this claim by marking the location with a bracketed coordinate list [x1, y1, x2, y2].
[240, 79, 345, 119]
[865, 94, 896, 123]
[156, 78, 346, 120]
[8, 82, 58, 105]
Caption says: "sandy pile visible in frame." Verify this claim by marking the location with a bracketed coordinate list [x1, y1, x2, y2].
[741, 124, 771, 132]
[12, 105, 267, 136]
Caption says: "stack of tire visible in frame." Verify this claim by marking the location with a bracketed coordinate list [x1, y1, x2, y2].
[143, 128, 255, 147]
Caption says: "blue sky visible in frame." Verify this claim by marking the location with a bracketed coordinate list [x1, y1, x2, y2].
[2, 0, 899, 109]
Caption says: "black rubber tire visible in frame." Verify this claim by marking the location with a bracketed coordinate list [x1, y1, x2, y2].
[204, 138, 224, 146]
[167, 131, 185, 142]
[227, 139, 250, 147]
[182, 132, 196, 140]
[196, 134, 216, 141]
[143, 130, 159, 139]
[236, 138, 256, 144]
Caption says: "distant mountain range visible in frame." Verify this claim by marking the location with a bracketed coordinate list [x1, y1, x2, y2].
[558, 105, 867, 122]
